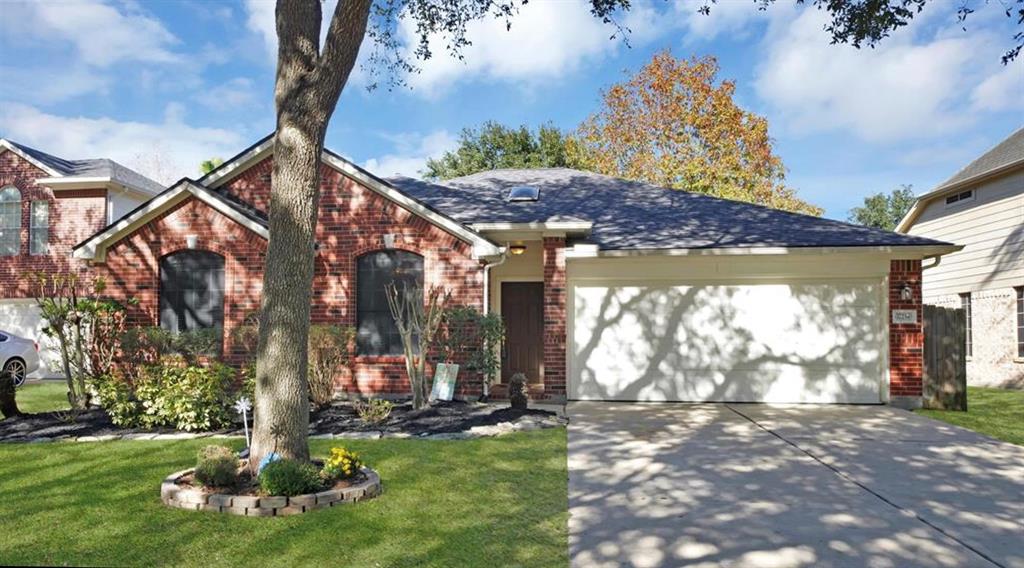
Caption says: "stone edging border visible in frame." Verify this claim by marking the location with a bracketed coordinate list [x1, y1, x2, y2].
[161, 466, 382, 517]
[9, 414, 568, 444]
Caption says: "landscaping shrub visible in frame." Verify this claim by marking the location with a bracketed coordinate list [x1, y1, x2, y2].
[354, 398, 393, 425]
[91, 375, 142, 427]
[308, 325, 355, 409]
[258, 459, 324, 496]
[134, 358, 236, 431]
[322, 447, 363, 481]
[194, 445, 238, 487]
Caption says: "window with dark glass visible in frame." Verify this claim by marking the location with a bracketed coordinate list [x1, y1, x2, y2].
[1016, 286, 1023, 358]
[0, 186, 21, 256]
[960, 292, 972, 358]
[30, 201, 48, 255]
[159, 251, 225, 334]
[357, 250, 423, 356]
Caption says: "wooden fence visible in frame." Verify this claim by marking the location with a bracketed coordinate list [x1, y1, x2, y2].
[922, 305, 967, 411]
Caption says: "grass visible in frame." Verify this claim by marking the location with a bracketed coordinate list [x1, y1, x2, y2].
[15, 381, 70, 414]
[0, 429, 568, 567]
[916, 386, 1024, 446]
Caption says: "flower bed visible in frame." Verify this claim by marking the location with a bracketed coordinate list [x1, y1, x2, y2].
[161, 463, 382, 517]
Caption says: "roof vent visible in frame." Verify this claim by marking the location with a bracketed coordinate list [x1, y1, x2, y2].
[506, 185, 539, 202]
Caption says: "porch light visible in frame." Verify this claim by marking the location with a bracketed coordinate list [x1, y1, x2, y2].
[900, 283, 913, 301]
[509, 244, 527, 256]
[185, 235, 198, 249]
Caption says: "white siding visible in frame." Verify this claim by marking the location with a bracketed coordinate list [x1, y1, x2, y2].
[907, 169, 1024, 299]
[107, 189, 151, 224]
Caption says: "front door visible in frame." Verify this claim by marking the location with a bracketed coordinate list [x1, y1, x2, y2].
[501, 282, 544, 384]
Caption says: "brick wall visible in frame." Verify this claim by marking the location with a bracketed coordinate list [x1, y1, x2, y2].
[97, 159, 487, 398]
[889, 259, 923, 400]
[0, 151, 105, 298]
[542, 237, 567, 400]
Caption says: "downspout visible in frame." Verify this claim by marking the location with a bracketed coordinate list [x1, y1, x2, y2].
[480, 246, 508, 401]
[921, 254, 942, 271]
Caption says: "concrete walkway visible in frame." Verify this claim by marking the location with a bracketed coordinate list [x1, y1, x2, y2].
[567, 402, 1024, 568]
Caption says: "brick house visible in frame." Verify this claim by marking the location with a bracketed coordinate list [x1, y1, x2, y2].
[67, 134, 959, 406]
[897, 126, 1023, 389]
[0, 139, 163, 375]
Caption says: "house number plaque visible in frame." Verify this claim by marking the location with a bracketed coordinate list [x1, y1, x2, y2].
[891, 309, 917, 324]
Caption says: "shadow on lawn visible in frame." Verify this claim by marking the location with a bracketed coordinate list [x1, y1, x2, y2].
[0, 432, 568, 567]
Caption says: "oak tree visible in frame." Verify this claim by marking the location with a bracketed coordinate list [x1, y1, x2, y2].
[848, 185, 917, 231]
[425, 122, 575, 180]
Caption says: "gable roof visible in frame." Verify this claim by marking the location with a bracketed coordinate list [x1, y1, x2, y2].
[73, 179, 268, 261]
[0, 139, 164, 195]
[897, 127, 1024, 232]
[195, 134, 502, 258]
[387, 168, 956, 253]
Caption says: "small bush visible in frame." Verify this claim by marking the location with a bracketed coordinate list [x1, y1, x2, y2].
[134, 358, 236, 431]
[322, 447, 364, 481]
[308, 325, 355, 410]
[194, 445, 238, 487]
[354, 398, 393, 425]
[91, 375, 141, 427]
[258, 459, 324, 496]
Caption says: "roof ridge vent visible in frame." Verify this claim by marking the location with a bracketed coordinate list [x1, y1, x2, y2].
[507, 185, 539, 202]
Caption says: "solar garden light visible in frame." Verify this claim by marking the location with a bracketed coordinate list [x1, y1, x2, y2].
[234, 396, 252, 448]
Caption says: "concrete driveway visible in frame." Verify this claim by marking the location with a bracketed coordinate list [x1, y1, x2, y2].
[567, 402, 1024, 568]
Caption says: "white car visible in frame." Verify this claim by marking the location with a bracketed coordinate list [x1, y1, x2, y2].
[0, 330, 40, 387]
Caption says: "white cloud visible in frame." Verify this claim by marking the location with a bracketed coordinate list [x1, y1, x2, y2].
[362, 130, 458, 178]
[675, 0, 772, 43]
[970, 60, 1024, 112]
[0, 66, 110, 104]
[10, 0, 180, 67]
[0, 102, 246, 184]
[394, 0, 646, 98]
[752, 6, 1005, 142]
[195, 78, 265, 111]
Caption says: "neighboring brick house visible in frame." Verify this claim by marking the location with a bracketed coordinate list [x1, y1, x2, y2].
[897, 126, 1024, 389]
[0, 139, 163, 375]
[69, 134, 961, 406]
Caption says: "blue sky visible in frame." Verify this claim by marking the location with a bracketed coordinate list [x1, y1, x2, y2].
[0, 0, 1021, 220]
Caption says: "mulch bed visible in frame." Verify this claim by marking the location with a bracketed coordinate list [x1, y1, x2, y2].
[0, 400, 558, 443]
[174, 460, 365, 497]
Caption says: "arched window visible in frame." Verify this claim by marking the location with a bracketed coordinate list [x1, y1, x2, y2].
[0, 186, 21, 256]
[159, 251, 225, 334]
[357, 250, 424, 356]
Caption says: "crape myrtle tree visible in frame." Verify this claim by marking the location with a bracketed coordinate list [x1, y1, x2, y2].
[251, 0, 1024, 467]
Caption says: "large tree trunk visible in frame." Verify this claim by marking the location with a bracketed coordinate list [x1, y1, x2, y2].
[250, 0, 372, 468]
[0, 376, 20, 419]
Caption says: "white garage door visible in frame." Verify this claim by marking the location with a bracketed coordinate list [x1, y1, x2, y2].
[0, 300, 62, 377]
[569, 280, 884, 403]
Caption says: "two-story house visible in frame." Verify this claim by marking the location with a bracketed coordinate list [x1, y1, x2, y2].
[897, 127, 1024, 388]
[0, 139, 163, 376]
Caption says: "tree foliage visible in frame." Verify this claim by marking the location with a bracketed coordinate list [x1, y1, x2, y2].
[199, 158, 224, 175]
[848, 184, 917, 231]
[425, 122, 575, 180]
[570, 52, 822, 216]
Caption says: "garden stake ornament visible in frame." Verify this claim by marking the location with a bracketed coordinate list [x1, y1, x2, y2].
[234, 396, 252, 448]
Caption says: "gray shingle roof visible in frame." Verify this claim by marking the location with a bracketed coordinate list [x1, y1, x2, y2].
[934, 126, 1024, 191]
[6, 139, 164, 195]
[387, 168, 952, 250]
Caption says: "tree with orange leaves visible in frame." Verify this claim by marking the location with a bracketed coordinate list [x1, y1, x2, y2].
[569, 51, 822, 216]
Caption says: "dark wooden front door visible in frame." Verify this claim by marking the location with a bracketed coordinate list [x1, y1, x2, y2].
[501, 282, 544, 384]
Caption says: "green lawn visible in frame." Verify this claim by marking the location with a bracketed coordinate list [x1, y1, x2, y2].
[916, 387, 1024, 446]
[0, 430, 569, 567]
[15, 381, 70, 414]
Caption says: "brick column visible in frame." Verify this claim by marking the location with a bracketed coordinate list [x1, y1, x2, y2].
[889, 259, 923, 407]
[542, 237, 567, 401]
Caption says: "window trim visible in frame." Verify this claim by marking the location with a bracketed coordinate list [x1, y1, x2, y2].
[1016, 286, 1023, 360]
[355, 250, 425, 357]
[0, 185, 21, 257]
[944, 189, 975, 207]
[29, 200, 48, 256]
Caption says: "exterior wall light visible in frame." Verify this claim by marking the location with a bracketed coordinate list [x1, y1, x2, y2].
[186, 235, 198, 249]
[509, 244, 527, 255]
[900, 283, 914, 301]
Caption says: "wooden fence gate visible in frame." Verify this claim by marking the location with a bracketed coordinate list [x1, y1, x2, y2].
[922, 305, 967, 411]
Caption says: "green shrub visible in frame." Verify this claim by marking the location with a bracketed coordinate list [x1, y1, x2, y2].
[91, 375, 141, 427]
[194, 445, 238, 487]
[354, 398, 393, 425]
[258, 459, 324, 496]
[308, 325, 355, 410]
[134, 358, 236, 431]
